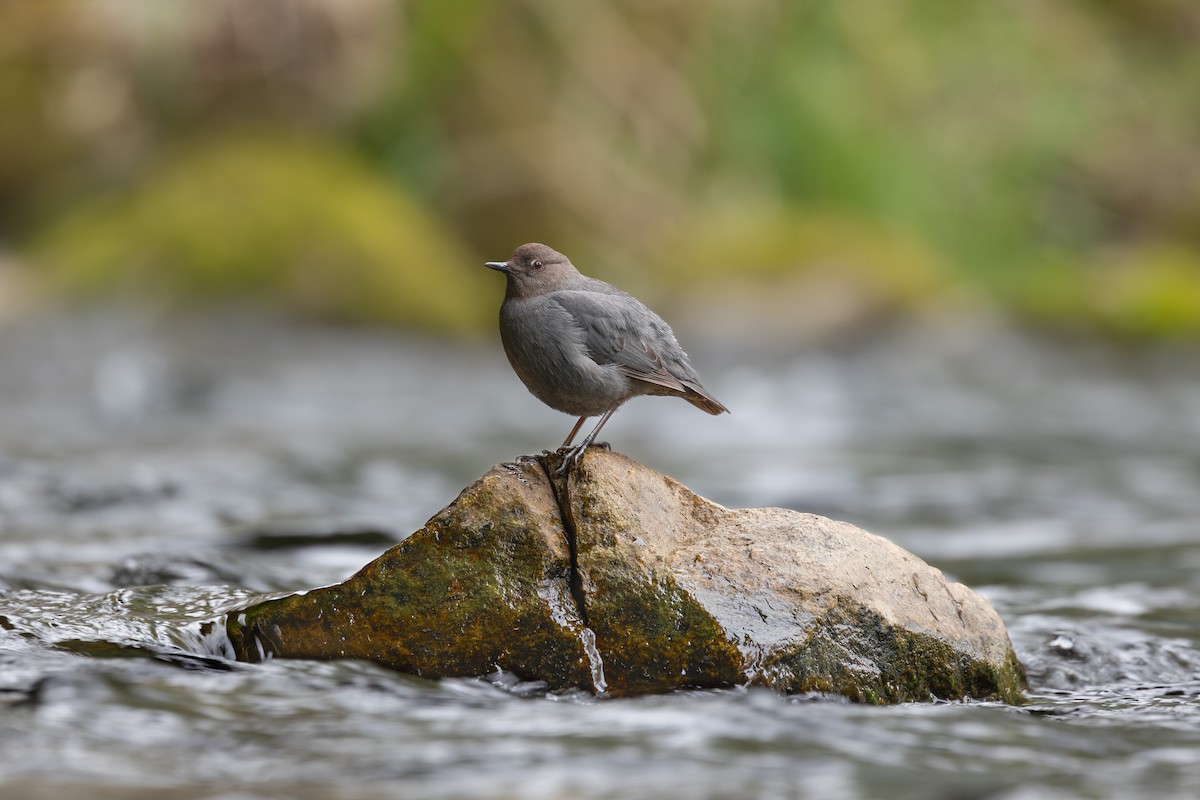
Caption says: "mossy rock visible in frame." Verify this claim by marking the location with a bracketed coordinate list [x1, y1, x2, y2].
[31, 131, 491, 331]
[228, 458, 598, 690]
[552, 450, 1024, 702]
[228, 450, 1025, 703]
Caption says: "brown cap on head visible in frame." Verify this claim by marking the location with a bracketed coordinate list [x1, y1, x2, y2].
[484, 243, 580, 298]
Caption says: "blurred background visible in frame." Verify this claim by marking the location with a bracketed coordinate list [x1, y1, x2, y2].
[4, 4, 1200, 799]
[2, 0, 1199, 337]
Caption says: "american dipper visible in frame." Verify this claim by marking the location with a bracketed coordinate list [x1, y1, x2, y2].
[485, 243, 727, 473]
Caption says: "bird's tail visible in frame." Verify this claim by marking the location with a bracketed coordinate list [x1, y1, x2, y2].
[684, 387, 728, 416]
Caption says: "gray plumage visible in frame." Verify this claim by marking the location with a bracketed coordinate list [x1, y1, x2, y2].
[485, 242, 726, 470]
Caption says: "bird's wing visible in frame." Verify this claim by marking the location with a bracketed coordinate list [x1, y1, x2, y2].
[548, 289, 696, 392]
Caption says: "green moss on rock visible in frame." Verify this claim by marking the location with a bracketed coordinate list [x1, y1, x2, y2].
[762, 604, 1026, 704]
[580, 556, 746, 695]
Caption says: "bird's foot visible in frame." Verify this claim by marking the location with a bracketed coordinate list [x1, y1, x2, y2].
[592, 441, 611, 451]
[554, 443, 588, 477]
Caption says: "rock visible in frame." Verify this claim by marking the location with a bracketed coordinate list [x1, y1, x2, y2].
[555, 451, 1023, 701]
[227, 457, 602, 691]
[227, 450, 1025, 703]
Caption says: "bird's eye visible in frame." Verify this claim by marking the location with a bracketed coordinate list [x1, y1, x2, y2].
[531, 259, 543, 269]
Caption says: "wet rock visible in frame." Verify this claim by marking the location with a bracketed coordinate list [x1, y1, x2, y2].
[227, 458, 600, 691]
[553, 451, 1024, 702]
[227, 450, 1025, 703]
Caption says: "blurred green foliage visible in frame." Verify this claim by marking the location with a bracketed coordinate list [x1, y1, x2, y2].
[34, 132, 487, 329]
[2, 0, 1199, 336]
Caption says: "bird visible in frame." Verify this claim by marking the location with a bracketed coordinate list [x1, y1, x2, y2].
[484, 242, 727, 474]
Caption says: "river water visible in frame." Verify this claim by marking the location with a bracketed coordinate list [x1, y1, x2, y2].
[1, 311, 1198, 799]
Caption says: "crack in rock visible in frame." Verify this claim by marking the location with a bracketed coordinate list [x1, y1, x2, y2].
[536, 452, 608, 693]
[535, 453, 590, 630]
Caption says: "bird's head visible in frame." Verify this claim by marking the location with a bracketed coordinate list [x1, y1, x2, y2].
[485, 243, 579, 298]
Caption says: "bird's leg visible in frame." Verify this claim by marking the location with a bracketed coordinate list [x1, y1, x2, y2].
[562, 416, 588, 448]
[556, 407, 619, 476]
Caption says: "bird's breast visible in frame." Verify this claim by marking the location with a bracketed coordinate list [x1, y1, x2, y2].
[498, 297, 628, 416]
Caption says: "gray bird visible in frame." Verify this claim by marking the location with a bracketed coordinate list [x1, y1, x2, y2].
[485, 242, 727, 472]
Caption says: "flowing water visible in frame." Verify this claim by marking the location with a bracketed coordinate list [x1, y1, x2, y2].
[1, 311, 1198, 799]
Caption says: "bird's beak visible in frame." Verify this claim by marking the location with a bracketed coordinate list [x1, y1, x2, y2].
[484, 261, 510, 273]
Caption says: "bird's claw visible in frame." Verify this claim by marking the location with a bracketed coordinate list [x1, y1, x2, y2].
[554, 444, 587, 477]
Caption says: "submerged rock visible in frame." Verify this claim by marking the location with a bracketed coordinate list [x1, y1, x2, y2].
[227, 450, 1025, 703]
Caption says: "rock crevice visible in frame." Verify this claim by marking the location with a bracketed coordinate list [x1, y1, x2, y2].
[536, 454, 590, 630]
